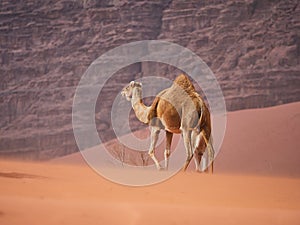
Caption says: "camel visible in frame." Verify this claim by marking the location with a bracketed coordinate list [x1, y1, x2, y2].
[121, 74, 214, 172]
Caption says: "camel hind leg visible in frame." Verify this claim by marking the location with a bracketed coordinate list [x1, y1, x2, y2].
[193, 149, 203, 172]
[191, 130, 203, 172]
[207, 138, 215, 173]
[201, 131, 214, 173]
[182, 130, 193, 171]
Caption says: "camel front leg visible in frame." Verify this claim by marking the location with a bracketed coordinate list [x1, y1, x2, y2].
[148, 126, 162, 170]
[164, 131, 173, 170]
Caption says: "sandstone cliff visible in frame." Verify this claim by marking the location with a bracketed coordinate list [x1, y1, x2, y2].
[0, 0, 299, 159]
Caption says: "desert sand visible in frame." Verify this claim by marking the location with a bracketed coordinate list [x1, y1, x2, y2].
[0, 102, 300, 225]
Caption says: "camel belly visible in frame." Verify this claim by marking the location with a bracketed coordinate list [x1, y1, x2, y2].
[165, 128, 181, 134]
[161, 115, 181, 134]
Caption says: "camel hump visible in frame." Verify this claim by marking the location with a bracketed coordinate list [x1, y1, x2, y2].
[173, 74, 196, 93]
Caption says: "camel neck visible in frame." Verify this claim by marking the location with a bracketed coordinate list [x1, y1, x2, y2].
[131, 87, 149, 124]
[131, 87, 143, 106]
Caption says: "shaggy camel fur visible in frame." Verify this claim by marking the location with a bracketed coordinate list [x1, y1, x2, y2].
[121, 74, 214, 172]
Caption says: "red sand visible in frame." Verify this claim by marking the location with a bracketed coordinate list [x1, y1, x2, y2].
[215, 101, 300, 177]
[0, 102, 300, 225]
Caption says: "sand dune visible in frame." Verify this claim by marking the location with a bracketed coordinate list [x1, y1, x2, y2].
[215, 101, 300, 177]
[0, 102, 300, 225]
[55, 101, 300, 177]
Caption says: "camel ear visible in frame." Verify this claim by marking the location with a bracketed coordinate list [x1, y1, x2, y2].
[130, 81, 135, 87]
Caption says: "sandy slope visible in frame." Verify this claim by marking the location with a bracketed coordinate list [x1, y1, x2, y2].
[0, 102, 300, 225]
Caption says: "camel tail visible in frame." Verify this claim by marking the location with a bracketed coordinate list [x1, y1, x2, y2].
[196, 102, 204, 131]
[208, 135, 215, 173]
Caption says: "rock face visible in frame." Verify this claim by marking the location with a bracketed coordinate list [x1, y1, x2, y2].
[0, 0, 299, 159]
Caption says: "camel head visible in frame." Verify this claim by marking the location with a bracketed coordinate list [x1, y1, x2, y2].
[121, 81, 142, 101]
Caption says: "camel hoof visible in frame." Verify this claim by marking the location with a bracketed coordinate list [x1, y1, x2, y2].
[155, 165, 163, 171]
